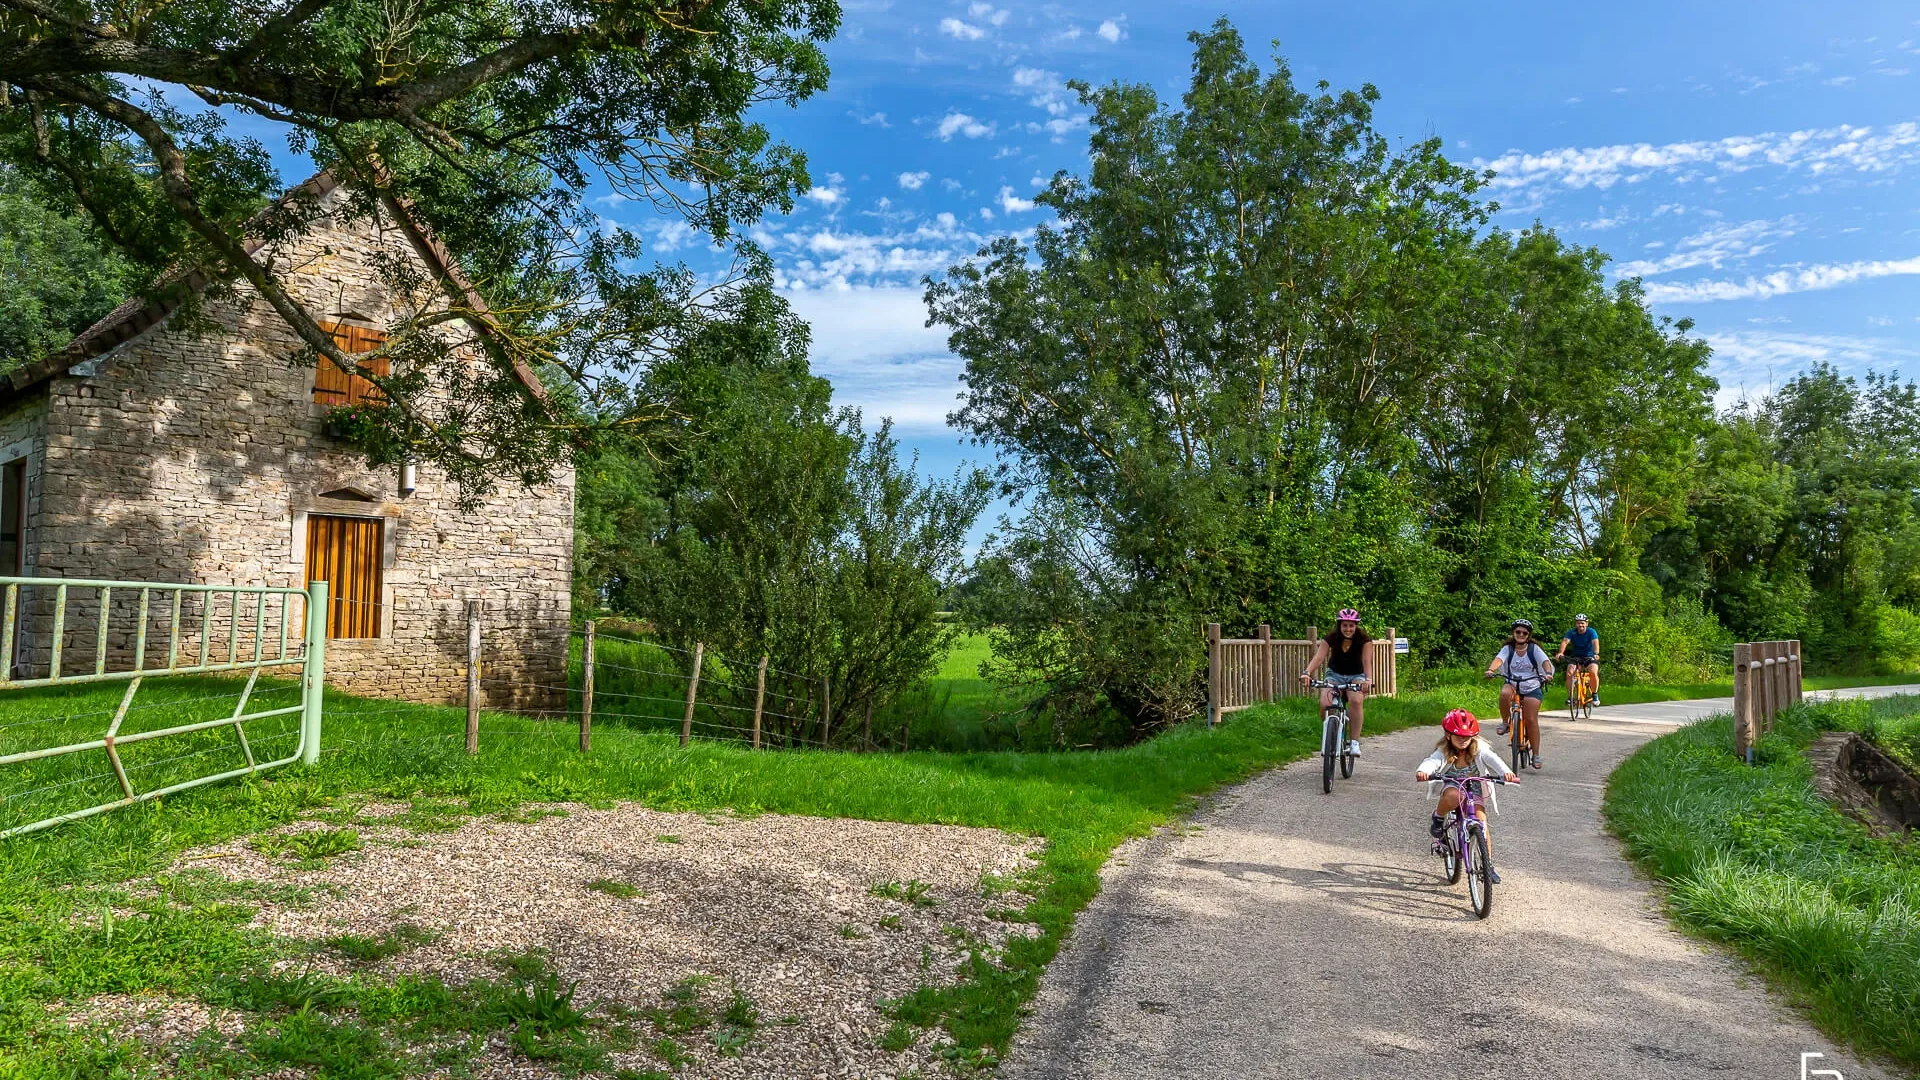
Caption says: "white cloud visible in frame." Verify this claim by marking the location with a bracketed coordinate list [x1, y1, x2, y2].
[1703, 330, 1920, 407]
[780, 285, 962, 434]
[1013, 66, 1055, 88]
[1478, 120, 1920, 192]
[940, 17, 985, 40]
[979, 207, 995, 220]
[806, 185, 844, 205]
[1613, 218, 1796, 277]
[936, 212, 958, 230]
[1644, 255, 1920, 303]
[968, 2, 1009, 26]
[898, 171, 930, 190]
[997, 186, 1035, 213]
[651, 221, 696, 253]
[853, 110, 890, 127]
[936, 112, 996, 140]
[1097, 17, 1126, 42]
[1828, 75, 1857, 86]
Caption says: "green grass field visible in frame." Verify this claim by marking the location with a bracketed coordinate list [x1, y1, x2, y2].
[1605, 694, 1920, 1070]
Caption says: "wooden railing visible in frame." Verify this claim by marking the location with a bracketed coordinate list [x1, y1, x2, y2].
[1733, 639, 1803, 762]
[1205, 622, 1398, 726]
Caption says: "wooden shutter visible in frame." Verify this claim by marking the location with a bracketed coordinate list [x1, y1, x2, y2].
[305, 515, 383, 638]
[313, 323, 391, 407]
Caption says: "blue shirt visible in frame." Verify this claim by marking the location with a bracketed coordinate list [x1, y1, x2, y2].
[1563, 627, 1598, 658]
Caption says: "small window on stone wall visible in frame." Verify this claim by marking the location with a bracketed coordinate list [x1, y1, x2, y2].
[314, 322, 390, 407]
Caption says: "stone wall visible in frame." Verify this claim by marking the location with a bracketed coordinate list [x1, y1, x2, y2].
[27, 185, 573, 708]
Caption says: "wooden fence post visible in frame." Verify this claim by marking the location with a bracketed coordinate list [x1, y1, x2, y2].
[579, 619, 595, 754]
[1761, 640, 1780, 739]
[751, 654, 768, 750]
[465, 600, 481, 756]
[1386, 626, 1397, 698]
[1733, 642, 1752, 763]
[1206, 623, 1222, 727]
[680, 642, 704, 747]
[1781, 638, 1797, 707]
[1257, 623, 1272, 702]
[821, 676, 832, 747]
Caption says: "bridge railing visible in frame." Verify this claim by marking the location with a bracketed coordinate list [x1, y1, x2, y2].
[1733, 639, 1803, 763]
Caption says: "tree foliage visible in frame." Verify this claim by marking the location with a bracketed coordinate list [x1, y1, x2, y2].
[575, 283, 992, 744]
[928, 22, 1721, 742]
[2, 0, 840, 497]
[0, 163, 139, 368]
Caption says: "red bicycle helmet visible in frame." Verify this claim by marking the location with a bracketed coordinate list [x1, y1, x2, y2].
[1442, 709, 1479, 738]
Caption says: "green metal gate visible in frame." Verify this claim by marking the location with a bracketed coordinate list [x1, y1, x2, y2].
[0, 577, 328, 839]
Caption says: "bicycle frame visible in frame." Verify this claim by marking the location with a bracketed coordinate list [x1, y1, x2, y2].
[1431, 775, 1501, 876]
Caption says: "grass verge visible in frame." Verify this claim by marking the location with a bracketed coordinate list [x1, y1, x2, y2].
[0, 674, 1479, 1074]
[1604, 694, 1920, 1069]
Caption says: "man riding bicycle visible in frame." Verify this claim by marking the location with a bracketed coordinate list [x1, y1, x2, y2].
[1300, 608, 1374, 757]
[1554, 614, 1600, 707]
[1485, 619, 1552, 770]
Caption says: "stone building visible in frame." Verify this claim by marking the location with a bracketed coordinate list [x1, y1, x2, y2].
[0, 173, 573, 706]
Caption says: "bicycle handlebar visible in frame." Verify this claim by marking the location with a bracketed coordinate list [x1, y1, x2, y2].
[1419, 775, 1516, 786]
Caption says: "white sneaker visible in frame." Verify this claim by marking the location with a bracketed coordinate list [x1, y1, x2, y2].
[1347, 740, 1362, 757]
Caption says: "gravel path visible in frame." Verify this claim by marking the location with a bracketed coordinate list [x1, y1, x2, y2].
[145, 802, 1042, 1079]
[1005, 689, 1920, 1080]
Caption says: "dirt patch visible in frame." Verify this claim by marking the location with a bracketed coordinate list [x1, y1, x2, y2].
[165, 802, 1044, 1079]
[1807, 731, 1920, 835]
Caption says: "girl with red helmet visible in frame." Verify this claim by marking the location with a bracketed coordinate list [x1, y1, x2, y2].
[1415, 710, 1519, 881]
[1299, 608, 1374, 757]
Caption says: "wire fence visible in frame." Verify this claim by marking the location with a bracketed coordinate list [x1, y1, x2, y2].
[0, 608, 909, 834]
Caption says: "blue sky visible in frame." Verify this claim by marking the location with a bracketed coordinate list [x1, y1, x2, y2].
[587, 0, 1920, 507]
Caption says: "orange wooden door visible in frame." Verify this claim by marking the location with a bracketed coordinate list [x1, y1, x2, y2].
[306, 515, 382, 637]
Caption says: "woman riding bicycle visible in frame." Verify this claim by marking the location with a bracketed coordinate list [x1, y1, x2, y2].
[1300, 608, 1374, 757]
[1485, 619, 1553, 770]
[1415, 709, 1519, 882]
[1554, 613, 1600, 707]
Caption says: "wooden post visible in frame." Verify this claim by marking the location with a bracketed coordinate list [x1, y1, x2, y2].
[579, 619, 595, 754]
[1759, 641, 1779, 738]
[751, 654, 768, 750]
[1781, 638, 1797, 707]
[1257, 624, 1272, 702]
[465, 599, 481, 756]
[1733, 642, 1752, 763]
[1391, 626, 1402, 697]
[680, 642, 704, 747]
[1206, 623, 1222, 727]
[821, 676, 832, 747]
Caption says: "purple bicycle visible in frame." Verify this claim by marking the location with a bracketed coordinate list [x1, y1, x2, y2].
[1422, 775, 1514, 919]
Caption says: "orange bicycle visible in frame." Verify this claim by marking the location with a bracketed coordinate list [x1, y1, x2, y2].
[1565, 661, 1596, 721]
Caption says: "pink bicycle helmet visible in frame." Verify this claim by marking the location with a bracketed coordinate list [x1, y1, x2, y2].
[1336, 607, 1361, 623]
[1443, 709, 1479, 738]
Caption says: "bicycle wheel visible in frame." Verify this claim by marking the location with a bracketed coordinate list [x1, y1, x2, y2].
[1442, 817, 1462, 884]
[1509, 714, 1527, 772]
[1321, 715, 1336, 794]
[1339, 716, 1355, 779]
[1468, 826, 1494, 919]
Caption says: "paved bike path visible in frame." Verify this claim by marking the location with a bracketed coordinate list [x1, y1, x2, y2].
[1003, 688, 1920, 1080]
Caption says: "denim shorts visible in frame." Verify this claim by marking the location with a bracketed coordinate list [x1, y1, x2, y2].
[1325, 673, 1369, 691]
[1512, 681, 1544, 702]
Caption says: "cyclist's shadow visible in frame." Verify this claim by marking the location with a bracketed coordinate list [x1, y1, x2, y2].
[1175, 856, 1473, 922]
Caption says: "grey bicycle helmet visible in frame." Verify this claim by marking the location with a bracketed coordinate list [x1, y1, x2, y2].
[1511, 619, 1534, 631]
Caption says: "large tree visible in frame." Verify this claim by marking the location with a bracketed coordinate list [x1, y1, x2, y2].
[1, 0, 839, 496]
[927, 21, 1719, 740]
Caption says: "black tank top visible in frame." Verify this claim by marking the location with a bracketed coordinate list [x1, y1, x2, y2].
[1327, 634, 1370, 676]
